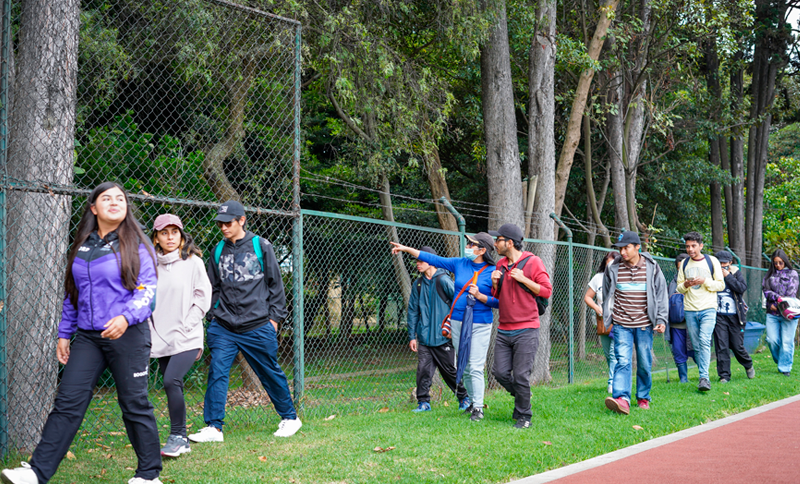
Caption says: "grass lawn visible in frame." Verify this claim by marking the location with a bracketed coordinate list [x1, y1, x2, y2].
[6, 351, 800, 484]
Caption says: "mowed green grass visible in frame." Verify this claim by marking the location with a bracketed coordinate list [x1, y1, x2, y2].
[6, 351, 800, 484]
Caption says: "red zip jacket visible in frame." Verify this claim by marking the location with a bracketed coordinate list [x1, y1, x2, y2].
[491, 251, 553, 330]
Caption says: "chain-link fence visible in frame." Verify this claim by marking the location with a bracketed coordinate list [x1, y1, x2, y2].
[0, 0, 300, 455]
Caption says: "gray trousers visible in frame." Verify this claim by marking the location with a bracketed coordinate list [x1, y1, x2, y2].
[492, 328, 539, 421]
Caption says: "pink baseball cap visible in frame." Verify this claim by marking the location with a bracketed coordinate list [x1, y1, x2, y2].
[153, 214, 184, 231]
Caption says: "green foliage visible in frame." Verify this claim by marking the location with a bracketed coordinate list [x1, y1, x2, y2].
[764, 124, 800, 260]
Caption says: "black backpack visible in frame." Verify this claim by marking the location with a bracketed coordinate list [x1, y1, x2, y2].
[414, 273, 453, 307]
[496, 255, 550, 315]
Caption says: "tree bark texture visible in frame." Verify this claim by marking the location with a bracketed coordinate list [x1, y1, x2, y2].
[583, 115, 612, 246]
[704, 35, 725, 252]
[4, 0, 79, 452]
[527, 0, 557, 383]
[745, 0, 790, 266]
[423, 146, 460, 257]
[380, 174, 412, 310]
[481, 0, 524, 231]
[606, 71, 629, 231]
[728, 59, 746, 259]
[553, 0, 620, 219]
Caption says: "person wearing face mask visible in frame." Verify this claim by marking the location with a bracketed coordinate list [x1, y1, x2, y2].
[762, 249, 799, 376]
[1, 182, 162, 484]
[391, 233, 499, 422]
[711, 250, 753, 383]
[150, 214, 212, 457]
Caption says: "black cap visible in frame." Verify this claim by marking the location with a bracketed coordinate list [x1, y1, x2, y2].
[419, 246, 438, 256]
[214, 200, 246, 222]
[466, 232, 495, 251]
[488, 223, 524, 242]
[715, 250, 733, 263]
[612, 231, 641, 247]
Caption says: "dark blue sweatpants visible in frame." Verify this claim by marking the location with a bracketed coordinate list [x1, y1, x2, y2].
[204, 320, 296, 430]
[670, 327, 696, 366]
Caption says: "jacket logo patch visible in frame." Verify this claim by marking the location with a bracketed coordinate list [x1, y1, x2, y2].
[133, 370, 148, 378]
[78, 246, 90, 252]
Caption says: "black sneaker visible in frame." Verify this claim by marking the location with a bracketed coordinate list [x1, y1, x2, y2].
[513, 418, 531, 429]
[698, 378, 711, 392]
[463, 404, 474, 415]
[469, 407, 484, 422]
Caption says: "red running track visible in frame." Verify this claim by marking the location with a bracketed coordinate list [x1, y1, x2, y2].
[513, 395, 800, 484]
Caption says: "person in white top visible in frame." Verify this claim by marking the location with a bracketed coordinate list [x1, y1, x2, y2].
[150, 214, 212, 458]
[584, 252, 619, 394]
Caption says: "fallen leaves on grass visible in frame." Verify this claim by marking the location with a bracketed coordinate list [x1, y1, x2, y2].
[632, 425, 643, 431]
[542, 441, 552, 446]
[378, 407, 390, 413]
[66, 451, 75, 460]
[374, 446, 396, 453]
[723, 392, 730, 395]
[324, 415, 336, 421]
[259, 456, 267, 462]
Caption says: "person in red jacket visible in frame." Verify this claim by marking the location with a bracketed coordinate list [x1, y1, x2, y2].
[489, 223, 552, 429]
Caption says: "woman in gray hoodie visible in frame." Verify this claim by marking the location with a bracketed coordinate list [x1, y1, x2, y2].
[150, 214, 212, 458]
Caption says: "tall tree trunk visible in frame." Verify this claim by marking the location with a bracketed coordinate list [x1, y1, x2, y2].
[4, 0, 79, 452]
[728, 57, 746, 258]
[553, 0, 620, 219]
[380, 174, 412, 309]
[705, 35, 725, 251]
[481, 0, 524, 230]
[423, 145, 459, 257]
[745, 0, 790, 266]
[527, 0, 557, 383]
[607, 72, 629, 231]
[583, 115, 612, 246]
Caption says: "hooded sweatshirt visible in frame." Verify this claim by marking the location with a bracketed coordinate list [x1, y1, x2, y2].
[763, 268, 800, 316]
[407, 268, 454, 347]
[206, 231, 287, 333]
[59, 231, 157, 339]
[601, 252, 668, 330]
[150, 250, 212, 358]
[491, 251, 552, 330]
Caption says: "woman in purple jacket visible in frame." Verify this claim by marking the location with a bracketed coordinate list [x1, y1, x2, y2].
[1, 182, 162, 484]
[763, 249, 799, 376]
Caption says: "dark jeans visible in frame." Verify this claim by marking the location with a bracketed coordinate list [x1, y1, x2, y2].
[416, 342, 468, 403]
[158, 349, 199, 438]
[492, 328, 539, 420]
[30, 324, 162, 483]
[713, 314, 752, 380]
[204, 320, 296, 429]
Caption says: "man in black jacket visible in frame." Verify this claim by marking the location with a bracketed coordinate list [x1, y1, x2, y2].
[712, 250, 755, 382]
[189, 201, 302, 444]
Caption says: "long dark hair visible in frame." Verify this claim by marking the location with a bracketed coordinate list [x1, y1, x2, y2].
[596, 252, 619, 274]
[152, 226, 203, 260]
[64, 182, 156, 308]
[765, 249, 794, 282]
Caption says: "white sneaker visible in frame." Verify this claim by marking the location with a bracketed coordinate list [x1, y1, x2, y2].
[128, 478, 163, 484]
[1, 463, 38, 484]
[188, 426, 224, 443]
[273, 418, 302, 437]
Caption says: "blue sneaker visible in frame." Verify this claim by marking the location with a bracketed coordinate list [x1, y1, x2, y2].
[458, 397, 471, 412]
[412, 402, 431, 412]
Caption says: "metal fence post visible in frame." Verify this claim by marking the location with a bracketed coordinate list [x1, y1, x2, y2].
[439, 197, 466, 256]
[291, 23, 304, 412]
[0, 0, 10, 456]
[550, 213, 574, 384]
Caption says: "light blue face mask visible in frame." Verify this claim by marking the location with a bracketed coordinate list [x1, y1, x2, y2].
[465, 248, 478, 261]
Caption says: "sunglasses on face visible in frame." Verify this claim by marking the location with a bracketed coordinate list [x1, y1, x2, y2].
[216, 220, 236, 228]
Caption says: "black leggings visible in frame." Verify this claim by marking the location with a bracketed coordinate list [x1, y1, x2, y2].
[158, 349, 199, 438]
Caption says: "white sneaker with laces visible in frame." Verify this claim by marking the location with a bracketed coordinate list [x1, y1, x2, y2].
[273, 418, 302, 437]
[1, 462, 38, 484]
[128, 478, 163, 484]
[188, 426, 224, 443]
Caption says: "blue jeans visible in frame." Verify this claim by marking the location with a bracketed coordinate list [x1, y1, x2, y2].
[685, 309, 717, 380]
[611, 325, 653, 402]
[765, 314, 798, 373]
[600, 334, 616, 387]
[204, 321, 296, 429]
[450, 320, 492, 408]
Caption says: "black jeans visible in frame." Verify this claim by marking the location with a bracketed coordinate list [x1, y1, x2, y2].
[158, 349, 199, 438]
[713, 313, 752, 380]
[30, 324, 162, 483]
[416, 342, 468, 403]
[492, 328, 539, 420]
